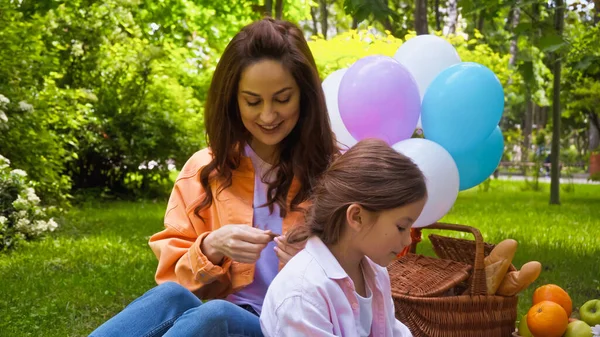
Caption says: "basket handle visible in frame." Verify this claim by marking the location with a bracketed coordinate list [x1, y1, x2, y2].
[418, 222, 488, 296]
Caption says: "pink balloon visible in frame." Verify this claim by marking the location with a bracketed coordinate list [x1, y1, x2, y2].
[338, 55, 420, 144]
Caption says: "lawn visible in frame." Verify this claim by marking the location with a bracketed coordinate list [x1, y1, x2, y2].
[1, 181, 599, 336]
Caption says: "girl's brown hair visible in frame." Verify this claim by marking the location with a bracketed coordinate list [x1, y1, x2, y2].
[195, 18, 338, 218]
[287, 139, 427, 245]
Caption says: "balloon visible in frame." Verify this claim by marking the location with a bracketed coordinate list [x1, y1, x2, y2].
[392, 138, 459, 228]
[394, 34, 461, 100]
[338, 55, 420, 145]
[421, 62, 504, 153]
[322, 68, 357, 150]
[452, 126, 504, 191]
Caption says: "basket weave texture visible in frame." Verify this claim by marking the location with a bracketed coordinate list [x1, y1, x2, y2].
[388, 223, 518, 337]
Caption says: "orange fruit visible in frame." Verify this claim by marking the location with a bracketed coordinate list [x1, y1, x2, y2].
[527, 300, 569, 337]
[532, 284, 573, 317]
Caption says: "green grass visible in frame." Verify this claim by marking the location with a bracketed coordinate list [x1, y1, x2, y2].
[1, 181, 599, 336]
[0, 200, 165, 336]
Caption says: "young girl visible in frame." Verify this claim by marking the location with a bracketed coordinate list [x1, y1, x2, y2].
[260, 139, 427, 337]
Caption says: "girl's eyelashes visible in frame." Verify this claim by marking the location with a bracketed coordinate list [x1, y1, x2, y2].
[246, 100, 261, 106]
[275, 97, 290, 104]
[396, 225, 407, 232]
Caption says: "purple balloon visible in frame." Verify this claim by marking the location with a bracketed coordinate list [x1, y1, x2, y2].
[338, 55, 421, 144]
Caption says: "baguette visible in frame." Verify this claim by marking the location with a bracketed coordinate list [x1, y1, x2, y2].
[484, 239, 518, 295]
[496, 261, 542, 296]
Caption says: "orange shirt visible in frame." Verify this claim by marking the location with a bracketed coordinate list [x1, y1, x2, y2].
[149, 148, 308, 300]
[149, 148, 420, 300]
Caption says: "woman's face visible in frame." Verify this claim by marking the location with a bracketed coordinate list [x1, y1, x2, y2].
[237, 59, 300, 161]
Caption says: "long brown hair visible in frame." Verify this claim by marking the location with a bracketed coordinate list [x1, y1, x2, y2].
[195, 18, 337, 218]
[287, 139, 427, 245]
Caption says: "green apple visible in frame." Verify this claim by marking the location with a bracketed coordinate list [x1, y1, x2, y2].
[580, 299, 600, 326]
[518, 314, 533, 337]
[564, 320, 592, 337]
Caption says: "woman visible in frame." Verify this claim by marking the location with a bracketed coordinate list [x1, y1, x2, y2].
[90, 17, 337, 337]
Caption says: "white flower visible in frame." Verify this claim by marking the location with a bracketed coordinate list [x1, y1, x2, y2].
[0, 94, 9, 106]
[15, 217, 31, 231]
[25, 187, 40, 204]
[17, 210, 28, 219]
[0, 154, 10, 166]
[18, 101, 34, 113]
[10, 169, 27, 177]
[47, 218, 58, 231]
[12, 195, 30, 211]
[0, 110, 7, 123]
[32, 220, 47, 234]
[0, 216, 7, 226]
[591, 325, 600, 337]
[71, 41, 84, 57]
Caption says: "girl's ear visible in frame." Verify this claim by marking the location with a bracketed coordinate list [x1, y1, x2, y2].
[346, 204, 365, 233]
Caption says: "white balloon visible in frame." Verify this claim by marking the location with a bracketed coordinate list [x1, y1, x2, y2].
[392, 138, 459, 228]
[322, 68, 357, 150]
[393, 35, 461, 100]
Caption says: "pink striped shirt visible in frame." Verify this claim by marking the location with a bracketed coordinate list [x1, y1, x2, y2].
[260, 236, 413, 337]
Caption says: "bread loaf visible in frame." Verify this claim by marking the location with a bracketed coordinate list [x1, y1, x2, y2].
[484, 239, 518, 295]
[496, 261, 542, 296]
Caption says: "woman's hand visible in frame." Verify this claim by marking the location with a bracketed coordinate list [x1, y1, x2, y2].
[274, 235, 306, 266]
[202, 225, 275, 264]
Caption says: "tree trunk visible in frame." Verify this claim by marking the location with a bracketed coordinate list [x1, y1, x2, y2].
[382, 0, 394, 33]
[435, 0, 441, 31]
[275, 0, 283, 19]
[319, 0, 328, 39]
[590, 118, 600, 151]
[508, 6, 521, 67]
[477, 10, 485, 32]
[264, 0, 273, 17]
[505, 6, 514, 31]
[352, 16, 358, 29]
[550, 0, 564, 205]
[503, 2, 520, 128]
[310, 6, 319, 35]
[415, 0, 428, 35]
[589, 111, 600, 150]
[523, 93, 533, 162]
[446, 0, 458, 35]
[539, 106, 549, 129]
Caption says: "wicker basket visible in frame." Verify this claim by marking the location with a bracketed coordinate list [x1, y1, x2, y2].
[390, 223, 519, 337]
[388, 254, 472, 297]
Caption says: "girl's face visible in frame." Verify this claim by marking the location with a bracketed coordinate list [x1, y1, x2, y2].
[237, 59, 300, 161]
[351, 199, 426, 267]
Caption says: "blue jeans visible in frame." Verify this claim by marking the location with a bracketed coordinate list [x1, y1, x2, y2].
[89, 282, 263, 337]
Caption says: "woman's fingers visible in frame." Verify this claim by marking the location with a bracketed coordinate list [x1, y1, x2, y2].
[274, 245, 294, 264]
[235, 225, 275, 244]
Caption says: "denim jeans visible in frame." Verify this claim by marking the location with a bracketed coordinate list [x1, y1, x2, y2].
[89, 282, 263, 337]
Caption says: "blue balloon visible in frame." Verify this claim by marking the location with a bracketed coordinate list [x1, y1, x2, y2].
[452, 126, 504, 191]
[422, 62, 504, 153]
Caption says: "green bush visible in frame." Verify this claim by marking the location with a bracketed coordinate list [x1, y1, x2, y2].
[0, 1, 206, 201]
[0, 155, 60, 251]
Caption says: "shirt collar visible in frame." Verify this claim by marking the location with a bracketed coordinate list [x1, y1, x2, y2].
[305, 236, 378, 281]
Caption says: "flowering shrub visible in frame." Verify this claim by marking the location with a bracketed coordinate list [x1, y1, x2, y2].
[0, 154, 59, 250]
